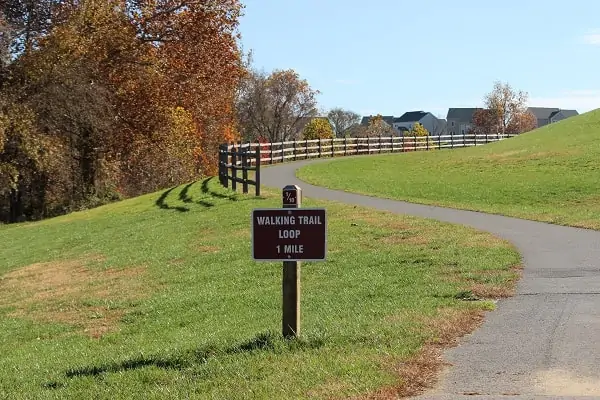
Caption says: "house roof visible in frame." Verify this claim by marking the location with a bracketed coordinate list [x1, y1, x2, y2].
[360, 115, 395, 126]
[446, 108, 480, 122]
[549, 109, 579, 119]
[527, 107, 559, 120]
[395, 111, 428, 123]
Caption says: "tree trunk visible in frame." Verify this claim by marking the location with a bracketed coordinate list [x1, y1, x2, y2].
[79, 127, 97, 198]
[8, 188, 23, 223]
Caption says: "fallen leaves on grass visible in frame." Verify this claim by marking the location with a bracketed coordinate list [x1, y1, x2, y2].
[355, 307, 486, 400]
[0, 255, 153, 338]
[465, 265, 523, 299]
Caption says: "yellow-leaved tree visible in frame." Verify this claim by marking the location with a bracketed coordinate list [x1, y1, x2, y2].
[302, 118, 334, 140]
[410, 122, 429, 137]
[406, 122, 431, 151]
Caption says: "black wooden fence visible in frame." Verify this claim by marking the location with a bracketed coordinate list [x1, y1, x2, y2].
[218, 143, 261, 196]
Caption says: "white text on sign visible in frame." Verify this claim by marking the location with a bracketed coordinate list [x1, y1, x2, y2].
[279, 230, 301, 239]
[255, 215, 323, 225]
[277, 245, 304, 254]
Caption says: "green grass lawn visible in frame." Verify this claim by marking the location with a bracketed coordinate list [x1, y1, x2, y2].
[297, 109, 600, 230]
[0, 178, 519, 399]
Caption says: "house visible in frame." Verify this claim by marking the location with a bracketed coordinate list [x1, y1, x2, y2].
[435, 118, 448, 136]
[527, 107, 579, 128]
[392, 111, 444, 136]
[359, 112, 446, 136]
[446, 108, 481, 135]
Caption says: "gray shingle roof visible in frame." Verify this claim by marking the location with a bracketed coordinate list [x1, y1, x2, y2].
[395, 111, 427, 123]
[527, 107, 559, 120]
[446, 108, 480, 122]
[549, 109, 579, 119]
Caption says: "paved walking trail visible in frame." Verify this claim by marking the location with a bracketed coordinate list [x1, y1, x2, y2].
[262, 159, 600, 400]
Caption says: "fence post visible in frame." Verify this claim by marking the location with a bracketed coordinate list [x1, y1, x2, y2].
[426, 134, 429, 151]
[331, 138, 334, 157]
[451, 132, 454, 149]
[223, 144, 228, 185]
[318, 138, 322, 158]
[367, 137, 370, 154]
[401, 134, 405, 152]
[391, 135, 395, 152]
[224, 144, 229, 188]
[413, 133, 417, 152]
[379, 135, 382, 153]
[255, 146, 261, 196]
[218, 144, 223, 186]
[344, 137, 348, 156]
[293, 140, 297, 161]
[438, 134, 441, 150]
[485, 132, 488, 144]
[242, 147, 248, 194]
[231, 145, 237, 192]
[462, 132, 466, 148]
[247, 142, 251, 167]
[270, 141, 274, 164]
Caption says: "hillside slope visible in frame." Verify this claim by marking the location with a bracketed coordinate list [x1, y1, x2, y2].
[297, 109, 600, 229]
[0, 178, 519, 399]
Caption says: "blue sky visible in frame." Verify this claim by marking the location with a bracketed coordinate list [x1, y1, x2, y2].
[238, 0, 600, 118]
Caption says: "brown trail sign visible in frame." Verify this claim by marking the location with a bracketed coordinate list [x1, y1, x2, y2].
[251, 208, 327, 261]
[251, 185, 327, 338]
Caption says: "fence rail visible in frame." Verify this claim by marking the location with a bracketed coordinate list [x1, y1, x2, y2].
[218, 132, 518, 194]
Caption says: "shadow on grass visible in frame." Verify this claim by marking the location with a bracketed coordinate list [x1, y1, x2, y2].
[179, 182, 215, 208]
[49, 332, 326, 386]
[155, 177, 256, 213]
[155, 187, 190, 212]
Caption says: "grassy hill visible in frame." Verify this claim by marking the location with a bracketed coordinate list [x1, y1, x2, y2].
[0, 178, 519, 399]
[297, 109, 600, 229]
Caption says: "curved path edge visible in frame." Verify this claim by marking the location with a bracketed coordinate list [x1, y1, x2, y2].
[262, 159, 600, 400]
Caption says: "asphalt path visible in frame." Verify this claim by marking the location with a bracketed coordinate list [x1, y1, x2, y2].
[261, 158, 600, 400]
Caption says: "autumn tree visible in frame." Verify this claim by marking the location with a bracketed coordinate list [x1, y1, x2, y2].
[409, 122, 429, 137]
[327, 108, 360, 137]
[0, 0, 246, 223]
[0, 0, 74, 57]
[236, 68, 319, 142]
[405, 122, 430, 150]
[507, 111, 537, 134]
[346, 124, 367, 138]
[364, 114, 395, 137]
[302, 118, 334, 140]
[470, 109, 498, 136]
[483, 81, 531, 135]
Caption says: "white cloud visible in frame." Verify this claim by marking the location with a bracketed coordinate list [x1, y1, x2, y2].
[529, 90, 600, 113]
[582, 30, 600, 45]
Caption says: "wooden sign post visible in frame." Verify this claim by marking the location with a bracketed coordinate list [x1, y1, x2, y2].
[282, 185, 301, 338]
[251, 185, 327, 339]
